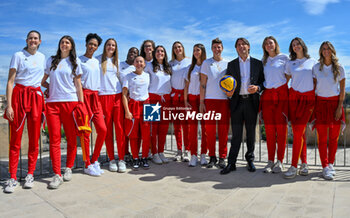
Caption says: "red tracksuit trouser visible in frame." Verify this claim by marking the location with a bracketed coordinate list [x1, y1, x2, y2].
[46, 102, 79, 176]
[261, 84, 288, 162]
[82, 90, 107, 167]
[8, 85, 44, 180]
[289, 89, 314, 167]
[188, 95, 207, 156]
[99, 94, 126, 161]
[204, 99, 230, 159]
[125, 99, 151, 159]
[171, 89, 189, 151]
[149, 93, 170, 154]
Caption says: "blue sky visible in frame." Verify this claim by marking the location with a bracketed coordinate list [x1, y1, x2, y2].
[0, 0, 350, 94]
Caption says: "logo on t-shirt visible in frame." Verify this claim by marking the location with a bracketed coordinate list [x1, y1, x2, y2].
[143, 103, 161, 121]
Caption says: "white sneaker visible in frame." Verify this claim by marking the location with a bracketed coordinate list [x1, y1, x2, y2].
[299, 163, 309, 176]
[272, 160, 284, 173]
[147, 151, 153, 160]
[49, 174, 63, 189]
[263, 160, 274, 173]
[183, 150, 190, 162]
[322, 166, 334, 180]
[23, 174, 34, 189]
[200, 154, 208, 166]
[63, 167, 72, 181]
[159, 153, 169, 163]
[189, 155, 198, 167]
[328, 163, 336, 176]
[109, 159, 118, 172]
[284, 166, 297, 179]
[118, 160, 127, 173]
[4, 178, 18, 193]
[152, 153, 162, 165]
[174, 150, 182, 161]
[93, 161, 104, 174]
[84, 164, 101, 177]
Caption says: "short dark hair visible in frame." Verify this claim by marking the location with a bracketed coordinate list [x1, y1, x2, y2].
[235, 37, 250, 48]
[211, 38, 222, 46]
[85, 33, 102, 46]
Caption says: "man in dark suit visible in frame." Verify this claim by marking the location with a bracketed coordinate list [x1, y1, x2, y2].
[220, 38, 265, 174]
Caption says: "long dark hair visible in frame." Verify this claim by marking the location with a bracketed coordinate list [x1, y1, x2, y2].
[101, 38, 119, 75]
[24, 30, 41, 50]
[140, 39, 155, 59]
[289, 37, 310, 61]
[319, 41, 341, 82]
[187, 44, 206, 82]
[152, 45, 172, 75]
[50, 35, 78, 76]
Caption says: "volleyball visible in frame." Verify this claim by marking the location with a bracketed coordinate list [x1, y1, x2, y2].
[219, 75, 236, 92]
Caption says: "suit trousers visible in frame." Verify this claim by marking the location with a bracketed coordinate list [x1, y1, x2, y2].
[228, 96, 258, 164]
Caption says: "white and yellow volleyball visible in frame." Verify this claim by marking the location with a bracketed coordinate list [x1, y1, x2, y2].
[219, 75, 237, 93]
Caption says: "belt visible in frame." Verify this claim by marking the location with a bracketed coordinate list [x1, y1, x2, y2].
[240, 94, 250, 99]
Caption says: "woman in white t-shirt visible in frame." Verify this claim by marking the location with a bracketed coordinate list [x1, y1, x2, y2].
[184, 43, 207, 167]
[284, 37, 316, 179]
[79, 33, 106, 176]
[260, 36, 289, 173]
[169, 41, 192, 162]
[122, 56, 151, 170]
[144, 45, 172, 165]
[4, 30, 45, 193]
[97, 38, 126, 173]
[312, 41, 345, 180]
[41, 35, 84, 189]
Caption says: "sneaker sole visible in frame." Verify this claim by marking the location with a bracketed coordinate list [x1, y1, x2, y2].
[23, 183, 34, 189]
[299, 172, 309, 176]
[284, 174, 297, 179]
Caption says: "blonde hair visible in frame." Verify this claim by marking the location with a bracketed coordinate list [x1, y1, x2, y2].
[262, 36, 280, 66]
[101, 38, 119, 75]
[319, 41, 341, 82]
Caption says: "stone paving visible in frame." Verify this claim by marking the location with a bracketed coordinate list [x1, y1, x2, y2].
[1, 150, 350, 218]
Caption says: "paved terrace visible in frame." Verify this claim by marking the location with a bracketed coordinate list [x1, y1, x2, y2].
[1, 146, 350, 218]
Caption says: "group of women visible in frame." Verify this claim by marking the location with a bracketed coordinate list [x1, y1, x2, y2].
[3, 30, 345, 193]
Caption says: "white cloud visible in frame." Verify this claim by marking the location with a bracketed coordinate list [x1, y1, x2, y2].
[318, 25, 335, 33]
[298, 0, 339, 15]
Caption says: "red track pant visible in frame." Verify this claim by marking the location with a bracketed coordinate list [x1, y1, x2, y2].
[125, 99, 151, 159]
[289, 88, 315, 167]
[188, 95, 207, 156]
[204, 99, 230, 158]
[171, 88, 189, 151]
[8, 85, 44, 180]
[82, 90, 107, 167]
[46, 102, 79, 176]
[261, 84, 288, 162]
[314, 96, 343, 168]
[149, 93, 170, 154]
[99, 94, 126, 161]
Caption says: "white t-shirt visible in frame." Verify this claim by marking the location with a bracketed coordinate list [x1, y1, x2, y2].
[79, 55, 100, 91]
[200, 57, 228, 99]
[313, 63, 345, 97]
[285, 58, 316, 93]
[45, 57, 82, 102]
[170, 57, 191, 90]
[123, 72, 150, 101]
[9, 49, 45, 88]
[119, 61, 136, 84]
[96, 54, 122, 95]
[263, 54, 289, 89]
[184, 65, 201, 95]
[144, 64, 171, 95]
